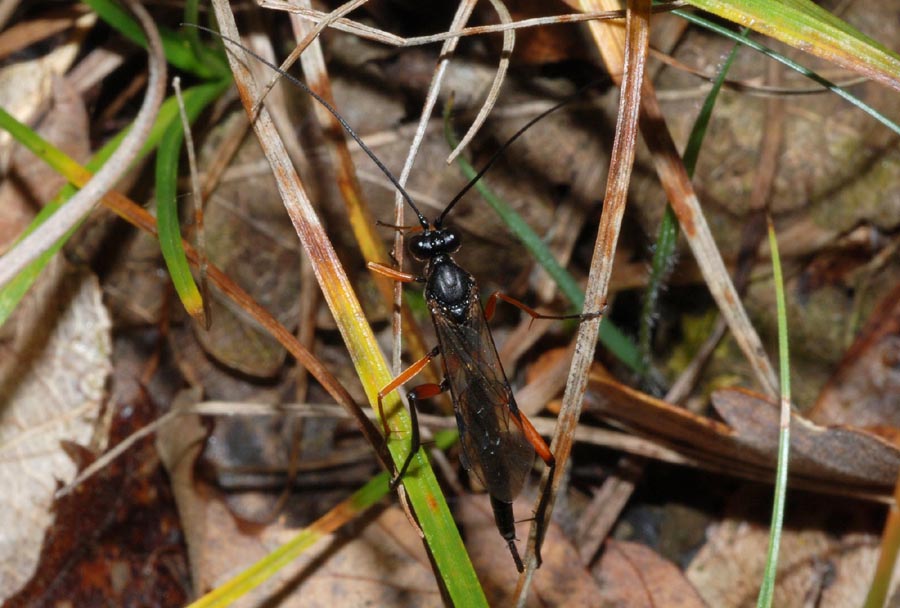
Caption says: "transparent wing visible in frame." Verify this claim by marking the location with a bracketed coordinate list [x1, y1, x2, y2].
[432, 294, 535, 502]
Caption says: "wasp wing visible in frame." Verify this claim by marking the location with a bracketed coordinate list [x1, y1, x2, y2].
[431, 294, 535, 502]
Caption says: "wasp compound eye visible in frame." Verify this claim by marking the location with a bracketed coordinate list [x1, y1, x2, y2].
[408, 232, 430, 261]
[440, 227, 461, 254]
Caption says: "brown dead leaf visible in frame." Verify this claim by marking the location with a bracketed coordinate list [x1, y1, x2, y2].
[712, 388, 900, 487]
[158, 391, 438, 605]
[809, 280, 900, 427]
[194, 122, 302, 378]
[687, 486, 886, 607]
[4, 389, 188, 607]
[594, 540, 707, 608]
[588, 373, 900, 493]
[0, 261, 111, 599]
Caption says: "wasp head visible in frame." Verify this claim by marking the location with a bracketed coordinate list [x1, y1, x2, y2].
[408, 226, 461, 262]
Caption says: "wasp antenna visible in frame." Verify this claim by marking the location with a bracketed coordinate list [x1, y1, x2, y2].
[437, 81, 600, 228]
[183, 23, 430, 228]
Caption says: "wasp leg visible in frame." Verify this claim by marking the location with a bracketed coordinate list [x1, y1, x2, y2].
[513, 409, 556, 568]
[376, 346, 446, 486]
[392, 376, 450, 489]
[368, 261, 425, 283]
[484, 291, 605, 326]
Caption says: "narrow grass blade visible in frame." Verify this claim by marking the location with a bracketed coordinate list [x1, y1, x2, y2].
[674, 9, 900, 137]
[756, 215, 792, 608]
[154, 82, 223, 322]
[682, 0, 900, 92]
[639, 29, 747, 367]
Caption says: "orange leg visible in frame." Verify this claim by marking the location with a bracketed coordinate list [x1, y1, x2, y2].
[377, 346, 439, 437]
[377, 346, 448, 487]
[516, 410, 555, 468]
[484, 291, 604, 326]
[512, 408, 556, 568]
[368, 261, 424, 283]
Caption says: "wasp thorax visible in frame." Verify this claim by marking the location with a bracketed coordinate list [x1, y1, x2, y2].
[408, 227, 461, 261]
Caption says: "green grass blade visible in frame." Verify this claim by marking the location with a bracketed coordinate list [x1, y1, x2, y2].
[673, 9, 900, 137]
[682, 0, 900, 92]
[756, 215, 792, 608]
[84, 0, 229, 79]
[0, 80, 230, 326]
[443, 106, 644, 375]
[154, 81, 225, 320]
[639, 29, 747, 367]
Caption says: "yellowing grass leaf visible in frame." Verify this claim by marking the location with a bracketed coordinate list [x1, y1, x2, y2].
[683, 0, 900, 91]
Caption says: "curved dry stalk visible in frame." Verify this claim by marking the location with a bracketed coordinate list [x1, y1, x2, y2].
[260, 0, 686, 46]
[0, 0, 166, 289]
[444, 0, 513, 164]
[514, 0, 651, 603]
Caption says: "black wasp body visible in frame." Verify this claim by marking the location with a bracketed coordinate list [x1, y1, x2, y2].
[375, 224, 556, 572]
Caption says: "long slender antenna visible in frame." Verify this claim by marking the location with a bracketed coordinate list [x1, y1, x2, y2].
[184, 23, 431, 230]
[437, 82, 599, 228]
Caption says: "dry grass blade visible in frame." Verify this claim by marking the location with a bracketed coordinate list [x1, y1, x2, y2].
[288, 1, 437, 381]
[444, 0, 513, 164]
[261, 0, 686, 47]
[205, 1, 393, 461]
[514, 0, 651, 603]
[0, 0, 165, 289]
[209, 3, 487, 602]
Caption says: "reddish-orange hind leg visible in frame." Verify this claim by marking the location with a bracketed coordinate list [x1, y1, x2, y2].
[512, 408, 557, 568]
[484, 291, 603, 326]
[377, 346, 439, 438]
